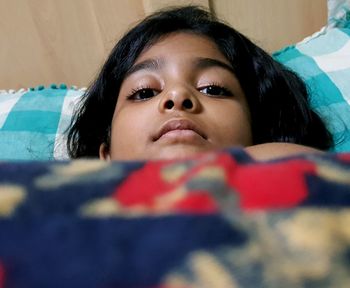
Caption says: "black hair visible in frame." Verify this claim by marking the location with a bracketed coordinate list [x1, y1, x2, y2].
[67, 5, 333, 158]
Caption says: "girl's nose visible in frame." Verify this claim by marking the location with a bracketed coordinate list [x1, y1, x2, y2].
[158, 86, 200, 113]
[164, 98, 193, 109]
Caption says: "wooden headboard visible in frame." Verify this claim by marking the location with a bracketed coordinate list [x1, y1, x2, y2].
[0, 0, 327, 90]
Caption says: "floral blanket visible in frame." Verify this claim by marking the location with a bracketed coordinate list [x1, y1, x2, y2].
[0, 149, 350, 288]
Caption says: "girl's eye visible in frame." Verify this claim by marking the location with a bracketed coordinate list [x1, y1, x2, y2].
[127, 88, 159, 101]
[199, 85, 233, 97]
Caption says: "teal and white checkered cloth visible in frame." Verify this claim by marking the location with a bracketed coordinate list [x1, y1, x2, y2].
[273, 8, 350, 152]
[0, 86, 83, 160]
[328, 0, 350, 27]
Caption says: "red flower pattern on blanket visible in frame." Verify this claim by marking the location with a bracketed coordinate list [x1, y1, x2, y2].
[113, 153, 316, 214]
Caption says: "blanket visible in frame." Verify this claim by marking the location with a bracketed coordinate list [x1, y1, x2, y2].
[1, 149, 350, 287]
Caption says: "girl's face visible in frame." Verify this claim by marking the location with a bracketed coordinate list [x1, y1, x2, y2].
[100, 33, 252, 160]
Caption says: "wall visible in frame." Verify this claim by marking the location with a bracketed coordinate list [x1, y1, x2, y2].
[0, 0, 327, 89]
[212, 0, 327, 52]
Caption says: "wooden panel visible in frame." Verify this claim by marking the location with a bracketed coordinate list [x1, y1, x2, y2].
[0, 0, 327, 90]
[0, 0, 145, 90]
[210, 0, 327, 52]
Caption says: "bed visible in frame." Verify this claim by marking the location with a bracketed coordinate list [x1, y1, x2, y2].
[1, 1, 350, 287]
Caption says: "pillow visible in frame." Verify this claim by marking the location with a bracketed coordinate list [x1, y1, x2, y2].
[273, 5, 350, 152]
[0, 85, 84, 160]
[328, 0, 350, 27]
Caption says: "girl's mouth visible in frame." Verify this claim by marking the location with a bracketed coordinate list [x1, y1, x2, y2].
[153, 119, 207, 142]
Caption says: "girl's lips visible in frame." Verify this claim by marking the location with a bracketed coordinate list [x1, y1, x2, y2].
[153, 119, 207, 142]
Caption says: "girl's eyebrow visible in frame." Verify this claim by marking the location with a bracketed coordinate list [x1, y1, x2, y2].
[124, 58, 164, 78]
[194, 57, 235, 74]
[124, 57, 234, 78]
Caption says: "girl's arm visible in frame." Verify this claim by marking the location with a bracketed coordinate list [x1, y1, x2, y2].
[245, 143, 323, 161]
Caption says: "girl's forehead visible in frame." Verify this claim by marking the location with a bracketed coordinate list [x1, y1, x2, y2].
[134, 32, 229, 64]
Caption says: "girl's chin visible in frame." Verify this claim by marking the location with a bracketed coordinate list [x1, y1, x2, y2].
[108, 144, 215, 161]
[148, 145, 213, 160]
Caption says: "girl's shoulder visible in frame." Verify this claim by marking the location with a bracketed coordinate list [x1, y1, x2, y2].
[245, 142, 322, 161]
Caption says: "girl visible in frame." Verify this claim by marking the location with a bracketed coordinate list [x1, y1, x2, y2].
[67, 6, 333, 161]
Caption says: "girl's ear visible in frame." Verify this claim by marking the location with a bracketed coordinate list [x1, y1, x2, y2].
[99, 143, 111, 161]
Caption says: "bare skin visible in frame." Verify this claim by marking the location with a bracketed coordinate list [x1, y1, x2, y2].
[245, 143, 322, 161]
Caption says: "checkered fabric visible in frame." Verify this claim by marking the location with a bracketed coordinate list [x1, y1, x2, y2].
[0, 85, 84, 160]
[328, 0, 350, 27]
[273, 8, 350, 152]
